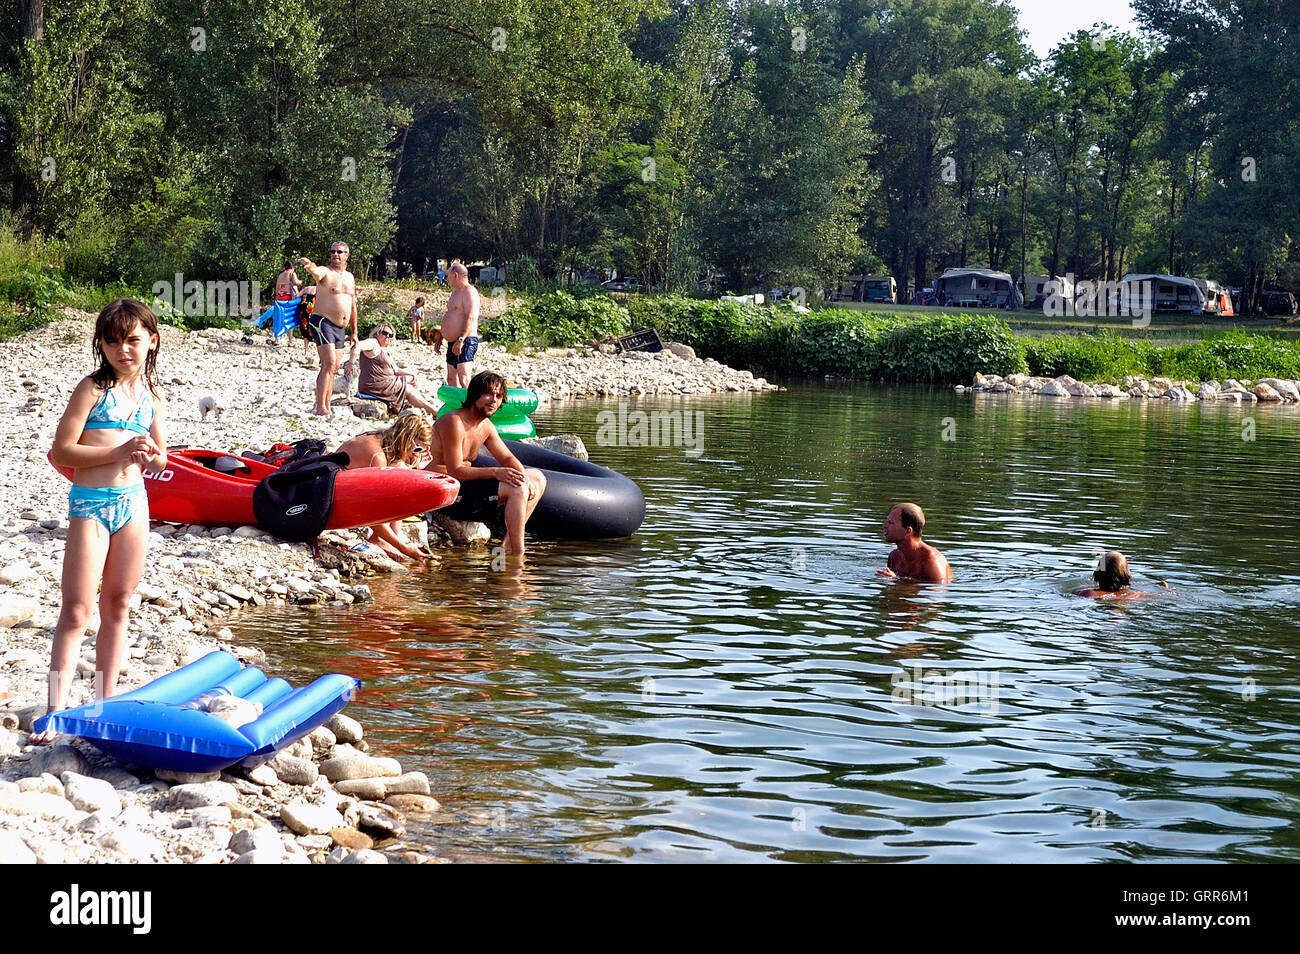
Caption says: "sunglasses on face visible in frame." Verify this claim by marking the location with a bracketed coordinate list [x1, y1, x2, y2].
[377, 330, 393, 338]
[330, 249, 348, 255]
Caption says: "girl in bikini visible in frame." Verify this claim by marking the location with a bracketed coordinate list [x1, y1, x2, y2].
[32, 300, 167, 742]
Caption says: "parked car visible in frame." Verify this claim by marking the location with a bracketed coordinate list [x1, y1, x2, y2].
[1262, 291, 1298, 316]
[601, 279, 629, 292]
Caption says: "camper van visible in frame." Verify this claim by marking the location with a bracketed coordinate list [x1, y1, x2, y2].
[1119, 274, 1206, 315]
[1023, 275, 1075, 309]
[934, 268, 1023, 309]
[863, 276, 897, 303]
[1198, 279, 1234, 316]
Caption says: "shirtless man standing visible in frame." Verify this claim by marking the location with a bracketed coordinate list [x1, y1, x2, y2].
[439, 263, 481, 387]
[426, 370, 546, 556]
[298, 242, 358, 416]
[878, 502, 954, 583]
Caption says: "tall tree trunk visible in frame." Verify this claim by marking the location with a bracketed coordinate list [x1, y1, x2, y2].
[11, 0, 45, 232]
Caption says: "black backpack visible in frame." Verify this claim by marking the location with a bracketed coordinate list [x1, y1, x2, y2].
[252, 452, 350, 541]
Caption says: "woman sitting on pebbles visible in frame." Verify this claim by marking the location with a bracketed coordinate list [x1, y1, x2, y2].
[346, 322, 437, 414]
[336, 411, 436, 562]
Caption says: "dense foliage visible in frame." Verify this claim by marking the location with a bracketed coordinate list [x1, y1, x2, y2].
[2, 1, 1296, 307]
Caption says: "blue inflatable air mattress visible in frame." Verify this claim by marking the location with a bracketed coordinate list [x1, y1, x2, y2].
[32, 651, 360, 773]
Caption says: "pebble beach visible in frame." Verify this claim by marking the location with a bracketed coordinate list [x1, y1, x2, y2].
[0, 307, 775, 864]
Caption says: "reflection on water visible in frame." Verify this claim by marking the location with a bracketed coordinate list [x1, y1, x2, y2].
[235, 384, 1300, 862]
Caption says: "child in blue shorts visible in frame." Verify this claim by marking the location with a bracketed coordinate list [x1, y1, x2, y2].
[33, 299, 168, 742]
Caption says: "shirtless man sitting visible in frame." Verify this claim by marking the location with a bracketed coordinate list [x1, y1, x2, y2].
[439, 262, 481, 387]
[425, 370, 546, 556]
[877, 502, 954, 583]
[298, 242, 358, 416]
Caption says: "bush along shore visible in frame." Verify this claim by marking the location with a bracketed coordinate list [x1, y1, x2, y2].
[487, 293, 1300, 388]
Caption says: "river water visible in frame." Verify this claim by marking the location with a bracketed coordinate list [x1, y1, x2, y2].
[231, 385, 1300, 862]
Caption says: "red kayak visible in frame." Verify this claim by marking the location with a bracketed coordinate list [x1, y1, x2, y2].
[51, 447, 459, 530]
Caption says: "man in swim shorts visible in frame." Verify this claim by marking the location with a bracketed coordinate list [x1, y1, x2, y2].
[878, 502, 954, 583]
[298, 242, 358, 416]
[439, 263, 481, 387]
[425, 370, 546, 556]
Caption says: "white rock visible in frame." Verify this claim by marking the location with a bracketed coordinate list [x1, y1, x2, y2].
[1037, 380, 1070, 397]
[0, 830, 37, 864]
[325, 712, 363, 744]
[383, 772, 432, 796]
[0, 562, 33, 585]
[1259, 378, 1300, 401]
[340, 849, 389, 864]
[191, 805, 233, 826]
[0, 595, 38, 629]
[96, 829, 163, 862]
[320, 754, 402, 782]
[168, 780, 239, 809]
[281, 801, 345, 835]
[229, 826, 284, 856]
[245, 763, 280, 787]
[233, 848, 285, 864]
[61, 772, 122, 815]
[1253, 383, 1282, 402]
[266, 752, 318, 786]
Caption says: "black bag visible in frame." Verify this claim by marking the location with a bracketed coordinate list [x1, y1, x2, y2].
[252, 452, 350, 541]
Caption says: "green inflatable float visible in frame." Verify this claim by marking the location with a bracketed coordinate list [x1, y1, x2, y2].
[436, 384, 538, 439]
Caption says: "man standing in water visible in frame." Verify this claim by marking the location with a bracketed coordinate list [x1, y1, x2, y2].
[440, 262, 481, 387]
[299, 242, 358, 416]
[426, 371, 546, 556]
[878, 502, 954, 582]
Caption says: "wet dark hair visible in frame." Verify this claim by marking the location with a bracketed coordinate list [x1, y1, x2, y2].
[896, 502, 925, 537]
[1094, 551, 1132, 592]
[91, 299, 160, 395]
[466, 370, 507, 407]
[282, 260, 293, 270]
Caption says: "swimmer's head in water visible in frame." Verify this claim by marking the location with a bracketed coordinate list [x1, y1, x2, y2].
[884, 502, 926, 542]
[1094, 551, 1132, 592]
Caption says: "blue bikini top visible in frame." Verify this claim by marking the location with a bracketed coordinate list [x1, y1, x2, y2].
[85, 384, 154, 436]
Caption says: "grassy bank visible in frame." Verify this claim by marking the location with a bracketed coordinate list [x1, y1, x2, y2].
[486, 292, 1300, 385]
[834, 298, 1300, 342]
[7, 245, 1300, 387]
